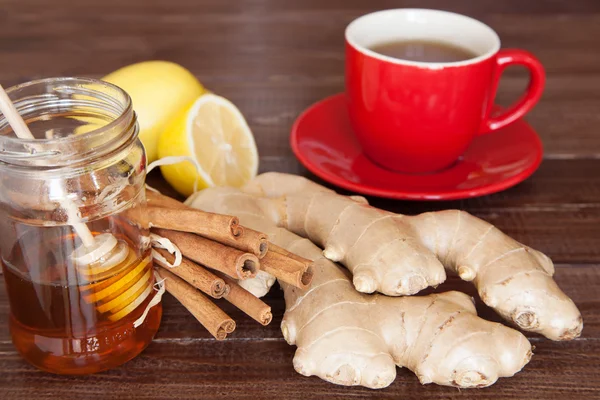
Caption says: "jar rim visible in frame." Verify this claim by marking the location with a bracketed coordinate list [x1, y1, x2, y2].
[0, 77, 137, 168]
[1, 77, 132, 145]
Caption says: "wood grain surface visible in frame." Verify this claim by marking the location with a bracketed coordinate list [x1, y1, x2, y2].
[1, 0, 599, 399]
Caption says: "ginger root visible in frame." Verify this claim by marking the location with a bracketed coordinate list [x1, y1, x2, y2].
[235, 173, 582, 341]
[188, 187, 532, 389]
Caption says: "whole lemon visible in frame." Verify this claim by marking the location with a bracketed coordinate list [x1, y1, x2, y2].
[103, 61, 205, 162]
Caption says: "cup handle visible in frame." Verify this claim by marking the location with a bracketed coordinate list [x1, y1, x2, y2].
[480, 49, 545, 134]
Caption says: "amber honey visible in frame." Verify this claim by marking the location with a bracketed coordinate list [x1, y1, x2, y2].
[1, 217, 161, 374]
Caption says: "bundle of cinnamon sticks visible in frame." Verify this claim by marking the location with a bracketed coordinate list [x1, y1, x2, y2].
[144, 190, 314, 340]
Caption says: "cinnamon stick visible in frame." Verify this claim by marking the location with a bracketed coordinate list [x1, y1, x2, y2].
[147, 205, 242, 243]
[146, 190, 268, 258]
[238, 227, 269, 259]
[153, 228, 259, 280]
[269, 243, 312, 265]
[146, 189, 189, 210]
[153, 248, 229, 298]
[156, 268, 235, 340]
[260, 248, 314, 290]
[215, 271, 273, 326]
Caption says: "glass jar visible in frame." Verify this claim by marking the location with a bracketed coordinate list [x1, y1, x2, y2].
[0, 78, 161, 374]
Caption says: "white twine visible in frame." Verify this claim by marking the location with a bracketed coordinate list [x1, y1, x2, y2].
[146, 156, 206, 193]
[132, 233, 180, 328]
[150, 233, 182, 268]
[133, 272, 166, 328]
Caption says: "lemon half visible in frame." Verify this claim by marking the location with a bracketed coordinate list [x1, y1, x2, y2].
[157, 94, 258, 196]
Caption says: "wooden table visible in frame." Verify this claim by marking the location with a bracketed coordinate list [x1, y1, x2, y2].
[1, 0, 599, 398]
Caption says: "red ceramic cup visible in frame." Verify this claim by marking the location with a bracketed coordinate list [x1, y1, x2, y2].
[345, 9, 545, 173]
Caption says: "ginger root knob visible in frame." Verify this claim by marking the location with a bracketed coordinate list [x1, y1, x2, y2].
[513, 310, 540, 330]
[353, 271, 378, 293]
[457, 266, 476, 281]
[281, 320, 296, 344]
[452, 371, 491, 388]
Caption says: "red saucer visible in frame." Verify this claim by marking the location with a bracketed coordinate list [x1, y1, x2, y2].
[290, 93, 543, 200]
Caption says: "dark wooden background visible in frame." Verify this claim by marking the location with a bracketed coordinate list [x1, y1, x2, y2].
[1, 0, 599, 399]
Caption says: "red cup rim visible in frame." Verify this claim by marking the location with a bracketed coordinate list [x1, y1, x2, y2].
[345, 9, 501, 69]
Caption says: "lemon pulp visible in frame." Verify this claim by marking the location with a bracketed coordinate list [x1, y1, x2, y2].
[157, 94, 258, 196]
